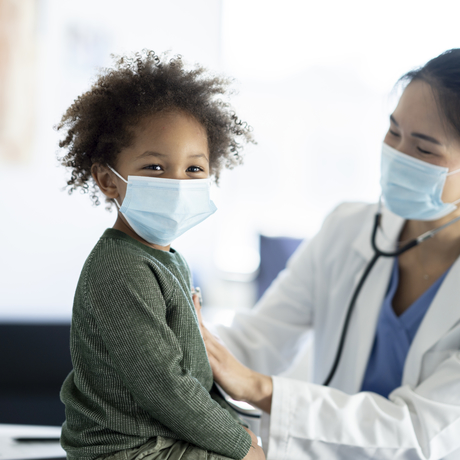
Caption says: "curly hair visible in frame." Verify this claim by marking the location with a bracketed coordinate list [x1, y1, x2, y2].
[57, 50, 254, 206]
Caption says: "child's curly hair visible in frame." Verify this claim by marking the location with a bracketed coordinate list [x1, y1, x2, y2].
[57, 50, 254, 206]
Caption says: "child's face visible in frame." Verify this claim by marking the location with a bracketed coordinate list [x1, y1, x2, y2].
[101, 112, 209, 208]
[114, 111, 210, 203]
[92, 110, 211, 250]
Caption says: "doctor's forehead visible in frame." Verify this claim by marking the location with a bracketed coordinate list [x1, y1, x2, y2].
[391, 81, 452, 139]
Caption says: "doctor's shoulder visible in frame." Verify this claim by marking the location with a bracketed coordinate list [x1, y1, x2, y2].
[311, 201, 377, 251]
[282, 202, 377, 284]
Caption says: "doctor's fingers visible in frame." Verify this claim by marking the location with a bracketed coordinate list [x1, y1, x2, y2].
[242, 429, 266, 460]
[192, 293, 203, 325]
[201, 330, 255, 401]
[201, 326, 227, 359]
[200, 328, 231, 369]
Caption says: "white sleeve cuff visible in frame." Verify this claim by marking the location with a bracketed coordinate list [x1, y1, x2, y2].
[267, 376, 298, 460]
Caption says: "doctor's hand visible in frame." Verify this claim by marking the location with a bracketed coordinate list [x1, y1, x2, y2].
[242, 427, 266, 460]
[192, 294, 273, 414]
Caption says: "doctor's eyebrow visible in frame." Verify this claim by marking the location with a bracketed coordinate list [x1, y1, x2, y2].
[389, 115, 442, 145]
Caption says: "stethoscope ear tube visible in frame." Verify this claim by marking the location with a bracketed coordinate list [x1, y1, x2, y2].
[371, 213, 418, 257]
[323, 212, 419, 387]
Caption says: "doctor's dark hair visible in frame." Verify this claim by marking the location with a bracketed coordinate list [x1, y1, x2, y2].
[57, 50, 254, 206]
[400, 48, 460, 139]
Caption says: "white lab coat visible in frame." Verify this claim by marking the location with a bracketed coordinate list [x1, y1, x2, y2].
[217, 202, 460, 460]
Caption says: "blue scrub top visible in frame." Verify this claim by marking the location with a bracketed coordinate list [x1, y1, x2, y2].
[360, 257, 450, 398]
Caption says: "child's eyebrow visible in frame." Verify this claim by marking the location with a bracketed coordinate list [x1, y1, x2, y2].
[138, 151, 166, 158]
[188, 153, 209, 162]
[137, 151, 209, 163]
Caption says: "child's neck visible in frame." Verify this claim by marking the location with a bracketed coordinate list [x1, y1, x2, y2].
[113, 215, 171, 252]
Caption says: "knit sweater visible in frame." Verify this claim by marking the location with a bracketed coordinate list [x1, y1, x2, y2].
[60, 229, 252, 460]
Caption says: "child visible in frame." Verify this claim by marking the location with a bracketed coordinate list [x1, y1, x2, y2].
[57, 51, 262, 460]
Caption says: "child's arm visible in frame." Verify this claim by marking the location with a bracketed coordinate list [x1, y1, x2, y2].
[84, 259, 252, 460]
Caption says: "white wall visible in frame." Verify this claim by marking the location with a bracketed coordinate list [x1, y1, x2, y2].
[200, 0, 460, 309]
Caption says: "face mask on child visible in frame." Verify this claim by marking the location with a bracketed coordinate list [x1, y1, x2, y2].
[108, 166, 217, 246]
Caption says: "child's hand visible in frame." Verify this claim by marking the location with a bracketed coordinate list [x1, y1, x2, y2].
[242, 427, 265, 459]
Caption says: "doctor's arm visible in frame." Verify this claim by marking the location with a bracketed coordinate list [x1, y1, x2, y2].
[214, 236, 317, 377]
[198, 311, 460, 460]
[195, 317, 273, 414]
[213, 203, 356, 377]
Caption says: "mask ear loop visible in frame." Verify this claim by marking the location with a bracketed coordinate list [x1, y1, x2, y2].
[446, 166, 460, 206]
[107, 165, 127, 209]
[446, 167, 460, 206]
[447, 167, 460, 177]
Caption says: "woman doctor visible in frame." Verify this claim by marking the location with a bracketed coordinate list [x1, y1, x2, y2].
[196, 49, 460, 460]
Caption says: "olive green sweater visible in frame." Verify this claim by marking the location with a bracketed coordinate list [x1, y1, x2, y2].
[60, 229, 251, 460]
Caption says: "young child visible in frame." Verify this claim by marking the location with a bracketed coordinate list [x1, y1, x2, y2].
[57, 51, 262, 460]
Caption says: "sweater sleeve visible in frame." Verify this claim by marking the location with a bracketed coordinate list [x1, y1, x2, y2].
[85, 252, 251, 460]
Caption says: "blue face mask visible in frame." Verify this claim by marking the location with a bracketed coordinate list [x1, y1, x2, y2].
[380, 142, 460, 221]
[108, 166, 217, 246]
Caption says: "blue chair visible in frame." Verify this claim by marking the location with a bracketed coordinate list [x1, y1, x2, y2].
[256, 235, 304, 300]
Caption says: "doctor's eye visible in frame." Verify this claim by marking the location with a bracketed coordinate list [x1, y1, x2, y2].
[186, 166, 204, 173]
[417, 147, 433, 155]
[389, 129, 400, 137]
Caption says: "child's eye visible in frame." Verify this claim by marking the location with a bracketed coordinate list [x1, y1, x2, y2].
[145, 164, 162, 171]
[187, 166, 203, 173]
[389, 129, 400, 137]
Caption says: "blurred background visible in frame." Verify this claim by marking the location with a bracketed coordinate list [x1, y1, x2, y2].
[4, 0, 460, 322]
[2, 0, 460, 428]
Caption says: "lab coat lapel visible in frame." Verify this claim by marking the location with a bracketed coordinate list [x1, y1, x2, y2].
[403, 256, 460, 387]
[336, 207, 405, 393]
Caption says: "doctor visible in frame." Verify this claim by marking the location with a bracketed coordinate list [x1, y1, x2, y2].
[196, 49, 460, 459]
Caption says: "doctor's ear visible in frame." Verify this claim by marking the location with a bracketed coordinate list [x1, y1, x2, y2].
[91, 164, 119, 199]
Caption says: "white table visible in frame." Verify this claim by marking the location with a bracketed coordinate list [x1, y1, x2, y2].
[0, 424, 65, 460]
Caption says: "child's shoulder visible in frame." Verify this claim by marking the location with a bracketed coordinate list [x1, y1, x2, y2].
[89, 228, 152, 263]
[83, 228, 188, 281]
[76, 229, 191, 311]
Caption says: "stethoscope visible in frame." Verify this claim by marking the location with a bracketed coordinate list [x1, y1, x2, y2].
[323, 199, 460, 386]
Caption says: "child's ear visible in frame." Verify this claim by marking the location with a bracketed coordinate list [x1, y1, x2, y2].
[91, 164, 119, 199]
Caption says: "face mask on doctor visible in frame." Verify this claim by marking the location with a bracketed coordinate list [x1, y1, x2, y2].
[108, 166, 217, 246]
[380, 142, 460, 221]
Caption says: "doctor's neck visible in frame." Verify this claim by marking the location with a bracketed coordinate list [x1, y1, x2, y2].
[404, 214, 460, 252]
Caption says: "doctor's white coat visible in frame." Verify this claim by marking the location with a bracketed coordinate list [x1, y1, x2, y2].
[217, 202, 460, 460]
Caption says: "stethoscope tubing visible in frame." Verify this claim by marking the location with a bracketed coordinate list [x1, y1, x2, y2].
[322, 210, 460, 387]
[322, 249, 381, 386]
